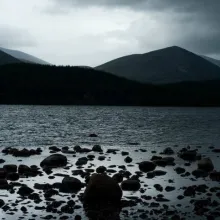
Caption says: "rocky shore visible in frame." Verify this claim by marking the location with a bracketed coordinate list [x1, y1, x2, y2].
[0, 143, 220, 220]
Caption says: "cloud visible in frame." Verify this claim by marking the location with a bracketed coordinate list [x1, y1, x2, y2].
[0, 26, 36, 49]
[45, 0, 220, 58]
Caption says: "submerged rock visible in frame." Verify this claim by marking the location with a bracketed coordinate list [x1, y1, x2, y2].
[3, 164, 17, 173]
[178, 149, 201, 161]
[40, 154, 67, 168]
[83, 174, 122, 205]
[197, 158, 214, 172]
[96, 166, 106, 174]
[0, 179, 9, 190]
[161, 147, 174, 155]
[92, 145, 102, 152]
[17, 185, 34, 197]
[124, 156, 133, 163]
[112, 173, 123, 183]
[192, 169, 209, 178]
[121, 180, 140, 191]
[60, 177, 82, 193]
[209, 172, 220, 181]
[139, 161, 156, 172]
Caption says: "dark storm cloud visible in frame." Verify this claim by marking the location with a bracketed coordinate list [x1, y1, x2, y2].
[49, 0, 220, 56]
[0, 26, 36, 48]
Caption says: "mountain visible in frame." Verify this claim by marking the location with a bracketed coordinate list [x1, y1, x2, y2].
[96, 46, 220, 84]
[201, 55, 220, 67]
[0, 63, 220, 106]
[0, 50, 21, 65]
[0, 47, 50, 65]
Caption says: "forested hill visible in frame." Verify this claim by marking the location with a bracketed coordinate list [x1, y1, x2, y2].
[0, 63, 220, 106]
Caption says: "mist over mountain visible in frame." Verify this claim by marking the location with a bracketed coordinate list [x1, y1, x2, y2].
[201, 55, 220, 67]
[0, 47, 50, 65]
[96, 46, 220, 84]
[0, 50, 21, 65]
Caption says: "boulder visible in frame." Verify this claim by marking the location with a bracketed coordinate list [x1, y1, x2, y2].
[92, 145, 102, 152]
[40, 154, 67, 168]
[96, 166, 106, 174]
[121, 180, 140, 191]
[0, 159, 5, 164]
[60, 177, 82, 193]
[83, 174, 122, 204]
[18, 165, 31, 174]
[112, 173, 123, 183]
[49, 146, 61, 152]
[121, 151, 129, 156]
[3, 164, 17, 173]
[74, 145, 81, 152]
[6, 173, 19, 181]
[75, 157, 88, 166]
[209, 172, 220, 181]
[198, 158, 214, 172]
[161, 147, 174, 155]
[17, 185, 34, 196]
[124, 156, 132, 163]
[0, 179, 9, 190]
[175, 167, 186, 175]
[178, 149, 201, 161]
[98, 156, 106, 161]
[139, 161, 156, 172]
[89, 134, 98, 137]
[192, 169, 209, 178]
[0, 168, 6, 179]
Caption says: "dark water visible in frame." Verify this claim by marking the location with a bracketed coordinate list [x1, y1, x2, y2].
[0, 105, 220, 149]
[0, 106, 220, 220]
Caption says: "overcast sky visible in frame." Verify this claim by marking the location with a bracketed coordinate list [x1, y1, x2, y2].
[0, 0, 219, 66]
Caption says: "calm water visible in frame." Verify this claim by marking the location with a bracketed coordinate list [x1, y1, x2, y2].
[0, 105, 220, 149]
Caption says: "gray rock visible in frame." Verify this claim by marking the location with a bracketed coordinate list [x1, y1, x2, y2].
[161, 147, 174, 155]
[197, 158, 214, 172]
[121, 180, 141, 191]
[139, 161, 156, 172]
[3, 164, 17, 173]
[60, 177, 82, 193]
[40, 154, 67, 168]
[124, 156, 133, 163]
[96, 166, 106, 174]
[192, 169, 209, 178]
[92, 145, 102, 152]
[83, 174, 122, 203]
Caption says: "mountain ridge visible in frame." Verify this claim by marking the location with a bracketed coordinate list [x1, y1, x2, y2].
[0, 47, 50, 65]
[96, 46, 220, 84]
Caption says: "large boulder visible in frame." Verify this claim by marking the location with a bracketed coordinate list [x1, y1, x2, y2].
[139, 161, 156, 172]
[83, 174, 122, 204]
[178, 149, 201, 161]
[60, 177, 82, 193]
[3, 164, 17, 173]
[0, 179, 9, 190]
[161, 147, 174, 155]
[192, 169, 209, 178]
[197, 158, 214, 172]
[121, 180, 140, 191]
[40, 154, 67, 168]
[92, 145, 103, 153]
[17, 185, 34, 197]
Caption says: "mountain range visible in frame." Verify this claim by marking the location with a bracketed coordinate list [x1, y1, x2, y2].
[96, 46, 220, 84]
[0, 47, 49, 65]
[1, 45, 220, 85]
[0, 63, 220, 106]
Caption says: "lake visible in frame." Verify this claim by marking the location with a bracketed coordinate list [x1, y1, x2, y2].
[0, 105, 220, 220]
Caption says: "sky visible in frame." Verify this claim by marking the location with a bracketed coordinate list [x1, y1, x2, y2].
[0, 0, 220, 66]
